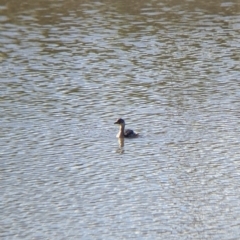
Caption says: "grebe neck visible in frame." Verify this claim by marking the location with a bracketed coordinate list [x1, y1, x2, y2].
[117, 124, 125, 138]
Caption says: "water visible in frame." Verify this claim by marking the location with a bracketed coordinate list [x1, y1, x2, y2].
[1, 0, 240, 239]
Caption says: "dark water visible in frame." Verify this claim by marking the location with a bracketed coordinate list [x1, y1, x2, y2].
[1, 0, 240, 239]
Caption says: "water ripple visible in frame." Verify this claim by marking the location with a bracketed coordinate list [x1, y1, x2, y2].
[1, 0, 240, 239]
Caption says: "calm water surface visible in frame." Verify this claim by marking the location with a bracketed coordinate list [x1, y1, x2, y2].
[1, 0, 240, 239]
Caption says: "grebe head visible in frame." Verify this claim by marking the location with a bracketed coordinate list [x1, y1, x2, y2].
[114, 118, 125, 126]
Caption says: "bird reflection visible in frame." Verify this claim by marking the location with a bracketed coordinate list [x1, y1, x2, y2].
[116, 137, 124, 154]
[118, 138, 124, 147]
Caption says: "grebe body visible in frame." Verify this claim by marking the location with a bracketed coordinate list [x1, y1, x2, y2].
[114, 118, 138, 138]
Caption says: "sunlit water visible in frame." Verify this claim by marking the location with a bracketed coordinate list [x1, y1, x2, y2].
[1, 0, 240, 239]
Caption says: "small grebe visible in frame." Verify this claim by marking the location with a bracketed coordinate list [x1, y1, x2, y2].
[114, 118, 138, 138]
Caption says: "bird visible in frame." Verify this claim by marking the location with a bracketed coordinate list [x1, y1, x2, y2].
[114, 118, 139, 138]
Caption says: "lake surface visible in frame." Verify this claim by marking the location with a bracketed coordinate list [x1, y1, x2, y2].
[1, 0, 240, 239]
